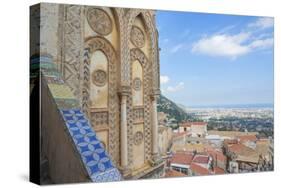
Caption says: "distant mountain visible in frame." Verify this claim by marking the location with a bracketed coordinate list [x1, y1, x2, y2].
[157, 94, 192, 123]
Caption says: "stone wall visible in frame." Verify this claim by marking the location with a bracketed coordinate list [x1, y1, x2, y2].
[41, 77, 90, 184]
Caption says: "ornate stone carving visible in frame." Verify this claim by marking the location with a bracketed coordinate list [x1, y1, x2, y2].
[84, 37, 119, 165]
[129, 48, 152, 164]
[133, 108, 144, 122]
[91, 111, 108, 126]
[130, 26, 145, 48]
[92, 69, 107, 86]
[87, 8, 113, 36]
[61, 5, 83, 101]
[134, 131, 144, 146]
[133, 77, 142, 91]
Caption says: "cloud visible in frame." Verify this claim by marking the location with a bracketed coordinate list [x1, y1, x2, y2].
[167, 82, 185, 92]
[248, 17, 274, 29]
[191, 33, 251, 58]
[160, 75, 170, 84]
[170, 44, 185, 53]
[248, 38, 274, 49]
[191, 32, 273, 59]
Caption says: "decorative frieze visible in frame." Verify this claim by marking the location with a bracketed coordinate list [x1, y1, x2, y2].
[91, 111, 109, 127]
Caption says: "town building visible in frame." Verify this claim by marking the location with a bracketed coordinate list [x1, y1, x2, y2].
[158, 125, 173, 156]
[169, 151, 194, 175]
[178, 121, 208, 137]
[223, 136, 272, 173]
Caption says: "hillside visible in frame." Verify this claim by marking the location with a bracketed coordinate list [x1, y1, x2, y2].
[157, 94, 192, 123]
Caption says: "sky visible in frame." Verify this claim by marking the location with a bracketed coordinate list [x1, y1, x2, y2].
[156, 11, 274, 107]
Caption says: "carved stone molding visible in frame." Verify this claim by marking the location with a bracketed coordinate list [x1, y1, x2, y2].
[124, 10, 159, 92]
[87, 8, 113, 36]
[128, 48, 152, 164]
[119, 85, 131, 96]
[130, 26, 145, 48]
[84, 36, 119, 164]
[60, 5, 84, 101]
[90, 111, 109, 127]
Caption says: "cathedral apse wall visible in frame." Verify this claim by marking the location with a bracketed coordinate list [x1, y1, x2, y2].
[38, 3, 163, 179]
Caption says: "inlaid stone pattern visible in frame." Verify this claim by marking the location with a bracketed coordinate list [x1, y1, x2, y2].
[91, 111, 109, 127]
[133, 108, 144, 122]
[133, 77, 142, 91]
[87, 8, 113, 36]
[92, 69, 107, 86]
[130, 26, 145, 48]
[134, 131, 144, 146]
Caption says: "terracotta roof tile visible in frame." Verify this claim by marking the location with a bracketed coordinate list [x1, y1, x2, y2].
[237, 135, 257, 143]
[190, 163, 210, 175]
[227, 143, 256, 156]
[192, 155, 209, 164]
[171, 152, 194, 165]
[205, 149, 226, 163]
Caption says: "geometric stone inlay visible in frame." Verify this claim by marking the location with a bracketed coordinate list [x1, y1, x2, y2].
[91, 111, 108, 126]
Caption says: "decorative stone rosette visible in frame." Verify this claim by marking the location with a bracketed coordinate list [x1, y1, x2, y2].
[134, 131, 144, 146]
[87, 8, 113, 36]
[92, 69, 107, 86]
[130, 26, 145, 48]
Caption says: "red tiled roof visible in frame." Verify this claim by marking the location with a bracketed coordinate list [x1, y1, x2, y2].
[192, 155, 209, 164]
[190, 163, 210, 175]
[206, 149, 226, 163]
[227, 143, 256, 157]
[223, 139, 238, 145]
[213, 167, 225, 174]
[165, 169, 186, 177]
[237, 135, 257, 143]
[171, 152, 194, 165]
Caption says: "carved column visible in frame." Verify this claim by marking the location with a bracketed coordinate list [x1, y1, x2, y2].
[151, 89, 161, 162]
[119, 86, 130, 174]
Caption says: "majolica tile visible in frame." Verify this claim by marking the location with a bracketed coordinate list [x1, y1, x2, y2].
[60, 109, 122, 182]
